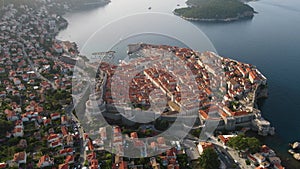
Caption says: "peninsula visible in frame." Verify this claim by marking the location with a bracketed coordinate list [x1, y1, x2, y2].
[87, 43, 274, 137]
[174, 0, 256, 22]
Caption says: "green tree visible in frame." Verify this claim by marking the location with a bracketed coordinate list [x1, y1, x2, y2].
[84, 160, 89, 166]
[177, 154, 190, 167]
[247, 137, 261, 153]
[174, 0, 255, 20]
[198, 148, 220, 169]
[227, 134, 261, 153]
[0, 119, 14, 137]
[190, 128, 202, 138]
[154, 119, 169, 131]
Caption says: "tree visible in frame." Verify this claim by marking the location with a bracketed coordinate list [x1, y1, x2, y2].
[154, 118, 169, 131]
[174, 0, 255, 20]
[247, 137, 261, 153]
[0, 119, 14, 137]
[190, 128, 202, 138]
[198, 148, 220, 169]
[84, 160, 89, 166]
[227, 134, 261, 153]
[177, 154, 190, 167]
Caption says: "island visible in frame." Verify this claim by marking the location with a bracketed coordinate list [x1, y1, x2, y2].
[174, 0, 256, 22]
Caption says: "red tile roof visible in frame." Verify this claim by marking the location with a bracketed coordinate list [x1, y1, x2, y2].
[0, 163, 6, 168]
[274, 163, 285, 169]
[61, 126, 68, 136]
[13, 151, 26, 162]
[58, 163, 69, 169]
[37, 155, 52, 168]
[130, 132, 138, 139]
[231, 111, 248, 116]
[218, 135, 229, 144]
[65, 155, 74, 164]
[47, 134, 59, 141]
[90, 159, 98, 169]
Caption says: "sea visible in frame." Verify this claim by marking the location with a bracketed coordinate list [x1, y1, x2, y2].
[57, 0, 300, 167]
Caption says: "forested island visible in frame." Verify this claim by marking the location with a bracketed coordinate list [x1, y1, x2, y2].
[174, 0, 256, 22]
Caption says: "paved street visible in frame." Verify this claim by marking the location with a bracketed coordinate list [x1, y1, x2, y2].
[183, 139, 200, 160]
[215, 145, 241, 169]
[227, 148, 253, 169]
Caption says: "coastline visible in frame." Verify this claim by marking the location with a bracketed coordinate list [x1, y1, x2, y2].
[173, 0, 257, 23]
[173, 11, 255, 22]
[70, 0, 111, 11]
[54, 0, 111, 53]
[246, 130, 300, 168]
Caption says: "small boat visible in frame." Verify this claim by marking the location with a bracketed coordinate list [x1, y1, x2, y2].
[148, 7, 152, 10]
[177, 4, 180, 6]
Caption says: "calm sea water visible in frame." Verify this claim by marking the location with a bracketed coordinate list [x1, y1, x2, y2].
[57, 0, 300, 166]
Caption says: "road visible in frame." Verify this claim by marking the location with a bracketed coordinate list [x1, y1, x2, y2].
[215, 145, 241, 169]
[72, 112, 87, 165]
[65, 102, 87, 165]
[208, 136, 242, 169]
[227, 148, 253, 169]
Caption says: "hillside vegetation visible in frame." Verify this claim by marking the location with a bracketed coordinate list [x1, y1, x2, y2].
[174, 0, 255, 21]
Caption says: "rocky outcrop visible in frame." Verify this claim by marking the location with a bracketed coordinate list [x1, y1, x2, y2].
[294, 153, 300, 160]
[292, 142, 300, 149]
[256, 86, 268, 99]
[289, 141, 300, 160]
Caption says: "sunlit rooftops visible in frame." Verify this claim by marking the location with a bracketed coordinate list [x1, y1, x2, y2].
[98, 44, 265, 117]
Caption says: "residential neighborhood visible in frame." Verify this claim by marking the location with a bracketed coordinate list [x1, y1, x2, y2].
[0, 2, 87, 168]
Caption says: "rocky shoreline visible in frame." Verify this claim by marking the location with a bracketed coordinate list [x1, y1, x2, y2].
[71, 0, 111, 10]
[289, 141, 300, 161]
[173, 11, 255, 22]
[256, 85, 268, 99]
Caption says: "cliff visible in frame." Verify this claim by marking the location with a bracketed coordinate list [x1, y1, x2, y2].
[256, 85, 268, 99]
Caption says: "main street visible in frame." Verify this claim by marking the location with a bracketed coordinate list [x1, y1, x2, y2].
[65, 99, 87, 166]
[65, 80, 90, 166]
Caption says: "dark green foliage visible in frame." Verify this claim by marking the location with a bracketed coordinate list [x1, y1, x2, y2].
[44, 89, 72, 111]
[227, 134, 261, 153]
[154, 118, 169, 131]
[245, 159, 251, 165]
[174, 0, 255, 20]
[177, 154, 191, 168]
[199, 148, 221, 169]
[0, 119, 14, 137]
[190, 128, 202, 138]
